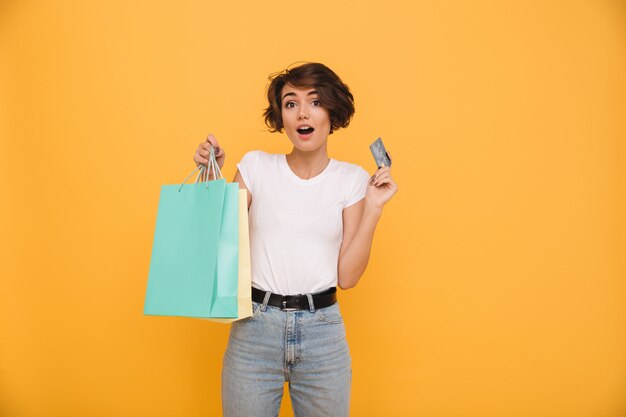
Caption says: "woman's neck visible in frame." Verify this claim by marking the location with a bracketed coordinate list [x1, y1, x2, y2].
[286, 146, 330, 180]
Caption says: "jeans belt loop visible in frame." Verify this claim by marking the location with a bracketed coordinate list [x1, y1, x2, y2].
[261, 291, 271, 312]
[306, 293, 315, 312]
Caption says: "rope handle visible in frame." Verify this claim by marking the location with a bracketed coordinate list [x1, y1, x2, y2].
[177, 146, 223, 192]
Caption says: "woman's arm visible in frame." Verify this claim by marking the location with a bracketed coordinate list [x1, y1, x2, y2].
[337, 167, 397, 289]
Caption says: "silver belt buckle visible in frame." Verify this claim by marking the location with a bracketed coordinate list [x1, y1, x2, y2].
[282, 300, 297, 311]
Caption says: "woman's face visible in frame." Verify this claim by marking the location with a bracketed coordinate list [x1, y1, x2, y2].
[280, 84, 331, 153]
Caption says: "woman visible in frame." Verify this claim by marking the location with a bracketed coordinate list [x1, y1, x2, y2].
[194, 62, 397, 417]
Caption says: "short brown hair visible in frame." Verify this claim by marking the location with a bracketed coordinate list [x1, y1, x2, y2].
[263, 62, 355, 134]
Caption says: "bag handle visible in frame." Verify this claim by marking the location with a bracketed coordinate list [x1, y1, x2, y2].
[177, 146, 223, 192]
[197, 146, 223, 183]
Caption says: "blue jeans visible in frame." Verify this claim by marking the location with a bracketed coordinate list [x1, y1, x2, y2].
[222, 293, 352, 417]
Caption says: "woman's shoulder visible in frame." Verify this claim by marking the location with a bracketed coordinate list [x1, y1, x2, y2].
[332, 158, 370, 179]
[236, 151, 283, 190]
[241, 150, 281, 160]
[239, 150, 282, 165]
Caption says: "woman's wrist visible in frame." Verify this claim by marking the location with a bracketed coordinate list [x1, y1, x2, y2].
[363, 199, 384, 217]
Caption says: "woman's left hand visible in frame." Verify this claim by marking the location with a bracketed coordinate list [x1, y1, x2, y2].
[365, 166, 398, 210]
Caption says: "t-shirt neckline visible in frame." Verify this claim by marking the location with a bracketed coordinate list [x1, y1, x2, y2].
[280, 154, 337, 185]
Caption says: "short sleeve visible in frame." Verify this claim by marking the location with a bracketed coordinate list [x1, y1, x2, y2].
[344, 166, 370, 208]
[236, 151, 259, 193]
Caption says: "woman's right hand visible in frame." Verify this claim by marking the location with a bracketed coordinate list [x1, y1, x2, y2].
[194, 133, 225, 169]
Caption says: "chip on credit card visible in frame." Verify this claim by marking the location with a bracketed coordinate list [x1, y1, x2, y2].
[369, 137, 392, 168]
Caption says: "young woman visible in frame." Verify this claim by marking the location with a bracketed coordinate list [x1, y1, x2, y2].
[193, 62, 397, 417]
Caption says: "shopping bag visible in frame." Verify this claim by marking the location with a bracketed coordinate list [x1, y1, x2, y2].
[209, 178, 240, 318]
[144, 147, 239, 318]
[207, 189, 252, 322]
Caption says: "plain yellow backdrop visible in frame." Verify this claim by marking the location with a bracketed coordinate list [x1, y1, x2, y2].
[1, 1, 624, 416]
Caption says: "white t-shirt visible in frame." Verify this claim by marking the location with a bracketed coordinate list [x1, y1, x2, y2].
[236, 151, 370, 295]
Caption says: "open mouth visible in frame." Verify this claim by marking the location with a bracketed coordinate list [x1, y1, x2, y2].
[297, 126, 315, 135]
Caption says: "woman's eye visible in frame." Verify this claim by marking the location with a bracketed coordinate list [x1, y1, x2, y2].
[312, 99, 321, 106]
[285, 102, 295, 108]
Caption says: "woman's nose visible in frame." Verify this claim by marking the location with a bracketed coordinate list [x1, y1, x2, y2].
[298, 107, 309, 119]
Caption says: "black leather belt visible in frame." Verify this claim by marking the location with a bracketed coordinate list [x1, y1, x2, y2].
[251, 286, 337, 311]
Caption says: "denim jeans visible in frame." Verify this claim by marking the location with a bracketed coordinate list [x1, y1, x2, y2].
[222, 293, 352, 417]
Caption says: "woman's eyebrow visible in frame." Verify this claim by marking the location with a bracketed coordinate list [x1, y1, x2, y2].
[281, 90, 319, 101]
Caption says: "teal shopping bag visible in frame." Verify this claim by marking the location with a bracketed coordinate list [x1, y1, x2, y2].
[210, 179, 239, 317]
[144, 152, 239, 318]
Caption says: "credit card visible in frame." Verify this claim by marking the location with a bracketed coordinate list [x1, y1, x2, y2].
[369, 137, 391, 168]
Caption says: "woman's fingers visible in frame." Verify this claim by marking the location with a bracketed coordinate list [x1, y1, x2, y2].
[366, 161, 398, 205]
[372, 173, 391, 187]
[206, 133, 224, 155]
[198, 147, 214, 158]
[205, 133, 225, 168]
[199, 142, 215, 153]
[194, 153, 209, 167]
[206, 133, 220, 148]
[199, 134, 221, 153]
[195, 133, 225, 168]
[370, 167, 391, 185]
[369, 166, 398, 191]
[195, 141, 215, 167]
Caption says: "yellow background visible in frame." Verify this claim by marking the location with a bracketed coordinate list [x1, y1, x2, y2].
[1, 1, 624, 416]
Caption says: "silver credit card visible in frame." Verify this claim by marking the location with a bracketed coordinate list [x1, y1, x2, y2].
[369, 137, 391, 168]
